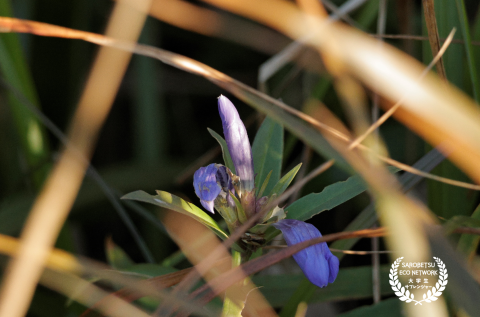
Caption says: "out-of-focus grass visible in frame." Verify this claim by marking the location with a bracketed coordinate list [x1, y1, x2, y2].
[0, 0, 480, 316]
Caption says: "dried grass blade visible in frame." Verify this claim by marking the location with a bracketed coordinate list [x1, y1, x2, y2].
[0, 2, 152, 316]
[422, 0, 447, 80]
[0, 18, 478, 190]
[190, 228, 387, 305]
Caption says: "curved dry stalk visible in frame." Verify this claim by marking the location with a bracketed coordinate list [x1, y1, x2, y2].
[372, 33, 480, 46]
[1, 15, 480, 317]
[0, 233, 214, 316]
[0, 17, 477, 192]
[190, 227, 387, 305]
[202, 0, 480, 188]
[0, 3, 152, 316]
[348, 29, 456, 150]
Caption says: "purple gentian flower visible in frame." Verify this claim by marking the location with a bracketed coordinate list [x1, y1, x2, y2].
[273, 219, 339, 288]
[218, 95, 255, 192]
[192, 97, 339, 288]
[193, 163, 221, 213]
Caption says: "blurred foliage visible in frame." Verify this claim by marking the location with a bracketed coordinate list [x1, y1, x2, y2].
[1, 0, 480, 316]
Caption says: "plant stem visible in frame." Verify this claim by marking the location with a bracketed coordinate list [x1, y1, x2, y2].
[221, 250, 244, 317]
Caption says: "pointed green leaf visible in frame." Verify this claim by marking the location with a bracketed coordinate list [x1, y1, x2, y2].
[257, 170, 272, 198]
[122, 190, 228, 239]
[252, 117, 283, 196]
[208, 128, 235, 173]
[269, 163, 302, 197]
[106, 237, 135, 270]
[286, 167, 400, 221]
[229, 192, 247, 224]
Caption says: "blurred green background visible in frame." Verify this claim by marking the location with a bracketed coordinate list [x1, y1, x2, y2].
[1, 0, 480, 316]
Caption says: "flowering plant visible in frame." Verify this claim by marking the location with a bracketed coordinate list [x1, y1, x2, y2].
[125, 95, 338, 290]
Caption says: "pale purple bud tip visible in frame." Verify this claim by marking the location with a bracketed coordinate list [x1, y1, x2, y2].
[273, 219, 339, 288]
[217, 95, 254, 192]
[193, 164, 221, 213]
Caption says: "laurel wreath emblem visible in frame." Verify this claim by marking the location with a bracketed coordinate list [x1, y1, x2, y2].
[389, 257, 448, 305]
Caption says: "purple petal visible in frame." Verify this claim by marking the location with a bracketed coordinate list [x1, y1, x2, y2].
[273, 219, 339, 288]
[193, 164, 221, 213]
[218, 95, 254, 192]
[200, 200, 215, 214]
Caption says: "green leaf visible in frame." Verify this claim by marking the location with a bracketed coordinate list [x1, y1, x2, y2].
[425, 0, 479, 222]
[269, 163, 302, 197]
[221, 250, 244, 317]
[123, 263, 177, 278]
[280, 150, 443, 312]
[286, 167, 400, 221]
[122, 190, 228, 240]
[252, 117, 283, 196]
[0, 193, 34, 235]
[208, 128, 236, 173]
[255, 265, 394, 310]
[0, 2, 51, 188]
[106, 237, 135, 270]
[443, 215, 480, 235]
[454, 0, 480, 103]
[428, 229, 480, 317]
[277, 279, 315, 317]
[337, 298, 402, 317]
[229, 192, 247, 224]
[257, 170, 272, 198]
[285, 174, 367, 221]
[457, 203, 480, 260]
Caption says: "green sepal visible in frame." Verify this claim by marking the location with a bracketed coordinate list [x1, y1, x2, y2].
[208, 128, 236, 174]
[257, 170, 273, 198]
[269, 163, 302, 197]
[229, 191, 248, 224]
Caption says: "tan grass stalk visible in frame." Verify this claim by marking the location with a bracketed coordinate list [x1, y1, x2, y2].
[0, 2, 152, 316]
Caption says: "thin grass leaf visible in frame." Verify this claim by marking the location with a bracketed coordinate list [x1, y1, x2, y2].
[425, 0, 478, 221]
[133, 20, 166, 164]
[455, 0, 480, 103]
[428, 228, 480, 316]
[0, 2, 50, 187]
[208, 128, 236, 173]
[422, 0, 447, 80]
[122, 190, 228, 239]
[252, 117, 283, 196]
